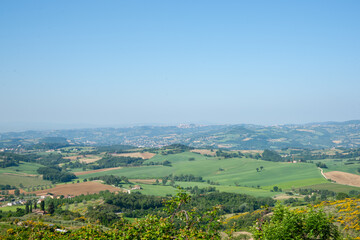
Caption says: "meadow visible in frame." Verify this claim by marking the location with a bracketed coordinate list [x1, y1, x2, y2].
[313, 158, 360, 174]
[76, 152, 328, 196]
[0, 173, 50, 188]
[303, 183, 360, 193]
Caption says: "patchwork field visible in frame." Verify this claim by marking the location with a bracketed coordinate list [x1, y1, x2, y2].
[76, 152, 328, 195]
[31, 181, 121, 196]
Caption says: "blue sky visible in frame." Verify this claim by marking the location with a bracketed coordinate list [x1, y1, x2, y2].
[1, 1, 359, 130]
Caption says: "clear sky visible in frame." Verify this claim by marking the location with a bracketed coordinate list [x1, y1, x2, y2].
[1, 1, 359, 130]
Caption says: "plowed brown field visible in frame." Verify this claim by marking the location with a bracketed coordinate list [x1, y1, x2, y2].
[324, 171, 360, 187]
[31, 181, 120, 196]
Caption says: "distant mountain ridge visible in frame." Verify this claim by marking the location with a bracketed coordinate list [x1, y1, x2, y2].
[0, 120, 360, 150]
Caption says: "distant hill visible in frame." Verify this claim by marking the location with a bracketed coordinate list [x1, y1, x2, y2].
[0, 121, 360, 150]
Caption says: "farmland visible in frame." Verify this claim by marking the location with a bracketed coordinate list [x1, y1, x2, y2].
[1, 143, 360, 239]
[31, 181, 122, 196]
[76, 151, 328, 192]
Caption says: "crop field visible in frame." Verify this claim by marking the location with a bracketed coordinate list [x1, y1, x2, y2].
[76, 152, 327, 193]
[130, 184, 177, 197]
[31, 181, 121, 196]
[0, 173, 50, 188]
[312, 158, 360, 175]
[303, 183, 360, 193]
[64, 154, 102, 163]
[173, 181, 277, 197]
[324, 171, 360, 187]
[190, 149, 216, 156]
[111, 152, 156, 159]
[0, 205, 25, 212]
[73, 167, 122, 176]
[0, 162, 45, 175]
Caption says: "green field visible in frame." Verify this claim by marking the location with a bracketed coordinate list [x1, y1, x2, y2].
[130, 184, 178, 197]
[312, 159, 360, 174]
[0, 162, 45, 175]
[0, 205, 25, 212]
[301, 183, 360, 193]
[0, 173, 51, 188]
[77, 152, 328, 193]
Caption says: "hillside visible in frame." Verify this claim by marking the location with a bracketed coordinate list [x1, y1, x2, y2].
[1, 120, 360, 150]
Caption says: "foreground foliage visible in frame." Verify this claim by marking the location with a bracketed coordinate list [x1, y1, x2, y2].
[315, 198, 360, 238]
[1, 190, 222, 239]
[251, 204, 342, 240]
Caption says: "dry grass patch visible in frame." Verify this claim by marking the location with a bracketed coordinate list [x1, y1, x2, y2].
[73, 167, 122, 176]
[111, 152, 156, 159]
[190, 149, 216, 156]
[3, 172, 37, 177]
[31, 181, 120, 196]
[64, 155, 102, 163]
[324, 171, 360, 187]
[131, 179, 157, 184]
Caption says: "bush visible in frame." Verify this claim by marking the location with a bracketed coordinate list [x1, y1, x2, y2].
[251, 204, 341, 240]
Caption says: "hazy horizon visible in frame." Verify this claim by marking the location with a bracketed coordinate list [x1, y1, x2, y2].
[0, 119, 359, 133]
[1, 1, 359, 128]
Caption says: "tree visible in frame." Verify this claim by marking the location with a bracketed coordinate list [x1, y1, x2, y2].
[260, 166, 264, 171]
[14, 189, 20, 196]
[273, 186, 279, 192]
[256, 168, 259, 172]
[25, 202, 30, 214]
[252, 204, 341, 240]
[262, 149, 282, 162]
[47, 201, 55, 214]
[40, 200, 45, 211]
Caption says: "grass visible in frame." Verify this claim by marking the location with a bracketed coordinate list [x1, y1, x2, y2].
[77, 152, 327, 195]
[0, 162, 45, 175]
[173, 181, 277, 197]
[64, 199, 103, 215]
[313, 159, 360, 174]
[301, 183, 360, 193]
[0, 205, 25, 212]
[0, 173, 51, 188]
[131, 184, 178, 197]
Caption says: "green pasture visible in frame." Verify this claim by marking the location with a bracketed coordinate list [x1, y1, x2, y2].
[0, 161, 44, 175]
[131, 184, 178, 197]
[0, 205, 25, 212]
[311, 159, 360, 174]
[77, 152, 327, 192]
[173, 181, 277, 197]
[301, 183, 360, 193]
[0, 173, 50, 188]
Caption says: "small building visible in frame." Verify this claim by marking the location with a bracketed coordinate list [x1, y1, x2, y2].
[131, 185, 141, 190]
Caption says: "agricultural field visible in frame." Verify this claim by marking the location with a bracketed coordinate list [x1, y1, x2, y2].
[303, 183, 360, 193]
[31, 181, 122, 196]
[324, 171, 360, 187]
[315, 158, 360, 175]
[76, 151, 328, 195]
[63, 154, 102, 164]
[110, 152, 156, 159]
[0, 173, 50, 188]
[0, 161, 45, 175]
